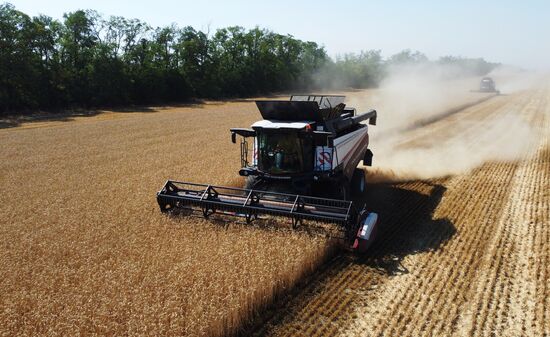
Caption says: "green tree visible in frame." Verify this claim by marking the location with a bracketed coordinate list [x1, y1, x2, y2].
[0, 3, 497, 114]
[0, 3, 41, 110]
[388, 49, 429, 65]
[59, 10, 100, 106]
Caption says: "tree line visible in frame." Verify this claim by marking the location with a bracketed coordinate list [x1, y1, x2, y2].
[318, 49, 500, 89]
[0, 3, 499, 113]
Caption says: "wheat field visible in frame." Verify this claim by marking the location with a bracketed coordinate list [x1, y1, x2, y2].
[1, 81, 548, 337]
[0, 100, 333, 336]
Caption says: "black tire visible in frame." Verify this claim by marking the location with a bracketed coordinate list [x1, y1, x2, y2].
[337, 178, 351, 201]
[351, 168, 366, 197]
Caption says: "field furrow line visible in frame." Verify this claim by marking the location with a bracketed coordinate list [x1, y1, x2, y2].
[452, 86, 548, 337]
[491, 88, 547, 337]
[338, 90, 536, 335]
[396, 93, 527, 149]
[376, 92, 540, 334]
[338, 182, 463, 337]
[259, 180, 449, 336]
[381, 88, 545, 337]
[533, 92, 550, 336]
[251, 257, 354, 337]
[341, 160, 517, 337]
[428, 88, 546, 337]
[292, 266, 370, 337]
[392, 163, 519, 337]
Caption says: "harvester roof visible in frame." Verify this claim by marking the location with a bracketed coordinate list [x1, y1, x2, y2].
[255, 95, 348, 123]
[251, 120, 313, 130]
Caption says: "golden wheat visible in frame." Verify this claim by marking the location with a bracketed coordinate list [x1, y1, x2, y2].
[0, 100, 332, 336]
[0, 85, 508, 336]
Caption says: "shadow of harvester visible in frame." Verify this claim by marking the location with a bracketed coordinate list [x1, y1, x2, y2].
[242, 180, 456, 336]
[352, 180, 456, 275]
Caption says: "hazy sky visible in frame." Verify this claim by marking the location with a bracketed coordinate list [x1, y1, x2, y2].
[8, 0, 550, 70]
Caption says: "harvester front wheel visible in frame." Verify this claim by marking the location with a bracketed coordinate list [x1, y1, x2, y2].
[337, 178, 351, 201]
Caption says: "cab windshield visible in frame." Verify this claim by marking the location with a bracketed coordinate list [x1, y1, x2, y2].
[257, 132, 311, 174]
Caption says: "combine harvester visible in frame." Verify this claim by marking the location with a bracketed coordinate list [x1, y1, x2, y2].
[472, 76, 500, 94]
[157, 95, 379, 252]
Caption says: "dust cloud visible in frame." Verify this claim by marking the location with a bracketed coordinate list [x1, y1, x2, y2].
[346, 64, 539, 183]
[487, 65, 545, 93]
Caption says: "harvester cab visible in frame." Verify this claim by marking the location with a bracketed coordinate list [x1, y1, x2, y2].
[232, 95, 376, 198]
[157, 95, 380, 252]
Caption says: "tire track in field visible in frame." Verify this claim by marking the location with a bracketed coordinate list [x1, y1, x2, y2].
[370, 161, 519, 337]
[535, 88, 550, 336]
[344, 90, 540, 335]
[344, 87, 547, 337]
[404, 87, 548, 335]
[373, 91, 535, 181]
[416, 88, 547, 337]
[405, 93, 499, 130]
[456, 86, 550, 337]
[398, 91, 532, 149]
[396, 92, 513, 145]
[535, 142, 550, 336]
[249, 180, 452, 337]
[252, 87, 548, 337]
